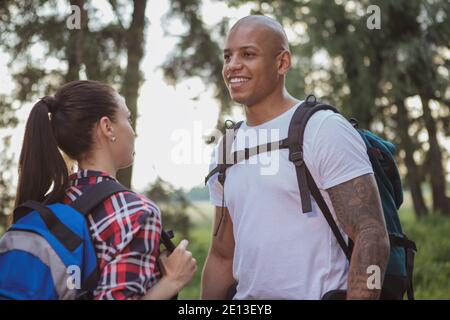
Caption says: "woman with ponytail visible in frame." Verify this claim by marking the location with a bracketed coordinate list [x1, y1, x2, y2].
[15, 80, 197, 300]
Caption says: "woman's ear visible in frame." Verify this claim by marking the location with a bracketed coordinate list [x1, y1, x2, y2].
[98, 116, 115, 142]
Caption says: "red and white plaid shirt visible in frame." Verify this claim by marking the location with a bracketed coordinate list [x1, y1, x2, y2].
[63, 170, 162, 300]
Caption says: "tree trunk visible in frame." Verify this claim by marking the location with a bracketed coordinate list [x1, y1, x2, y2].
[395, 99, 429, 217]
[116, 0, 147, 188]
[421, 96, 450, 215]
[65, 0, 87, 82]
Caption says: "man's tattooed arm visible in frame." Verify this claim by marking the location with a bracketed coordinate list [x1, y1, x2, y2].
[327, 173, 390, 299]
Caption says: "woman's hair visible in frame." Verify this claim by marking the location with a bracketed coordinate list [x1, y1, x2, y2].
[15, 80, 119, 208]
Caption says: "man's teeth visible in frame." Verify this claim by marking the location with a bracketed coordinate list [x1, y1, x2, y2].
[230, 78, 249, 83]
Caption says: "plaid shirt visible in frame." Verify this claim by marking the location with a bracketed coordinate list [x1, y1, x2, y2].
[63, 170, 162, 300]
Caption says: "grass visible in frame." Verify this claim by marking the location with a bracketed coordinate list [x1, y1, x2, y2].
[399, 208, 450, 299]
[177, 226, 212, 300]
[176, 196, 450, 300]
[172, 200, 212, 299]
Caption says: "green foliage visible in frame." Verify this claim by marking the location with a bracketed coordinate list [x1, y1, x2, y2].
[145, 178, 192, 239]
[400, 209, 450, 299]
[185, 185, 210, 202]
[178, 225, 211, 299]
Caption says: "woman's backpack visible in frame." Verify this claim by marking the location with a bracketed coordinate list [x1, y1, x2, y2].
[0, 180, 176, 300]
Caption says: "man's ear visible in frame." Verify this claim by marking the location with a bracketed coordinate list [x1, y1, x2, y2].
[278, 50, 291, 75]
[97, 116, 115, 141]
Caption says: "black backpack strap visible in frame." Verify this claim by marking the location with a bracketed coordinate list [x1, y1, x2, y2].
[390, 234, 417, 300]
[230, 138, 290, 164]
[218, 121, 243, 185]
[205, 137, 290, 185]
[205, 166, 221, 185]
[305, 167, 352, 260]
[287, 96, 339, 213]
[205, 120, 243, 186]
[204, 120, 243, 236]
[71, 180, 128, 215]
[13, 200, 83, 252]
[389, 234, 417, 251]
[70, 180, 128, 298]
[287, 96, 350, 259]
[70, 179, 178, 298]
[72, 179, 177, 253]
[405, 246, 415, 300]
[161, 229, 176, 253]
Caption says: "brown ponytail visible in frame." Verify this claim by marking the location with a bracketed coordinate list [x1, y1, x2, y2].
[15, 97, 69, 207]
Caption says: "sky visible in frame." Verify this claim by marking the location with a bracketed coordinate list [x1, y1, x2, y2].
[0, 0, 255, 192]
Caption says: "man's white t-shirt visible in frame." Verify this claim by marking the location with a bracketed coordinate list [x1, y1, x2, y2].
[208, 102, 374, 300]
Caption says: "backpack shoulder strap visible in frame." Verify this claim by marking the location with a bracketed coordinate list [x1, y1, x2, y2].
[287, 96, 339, 213]
[288, 96, 351, 260]
[71, 179, 176, 253]
[204, 120, 243, 238]
[205, 120, 243, 186]
[13, 200, 83, 252]
[71, 180, 128, 216]
[305, 166, 352, 260]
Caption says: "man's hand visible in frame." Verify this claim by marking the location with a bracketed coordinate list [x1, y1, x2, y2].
[327, 173, 390, 299]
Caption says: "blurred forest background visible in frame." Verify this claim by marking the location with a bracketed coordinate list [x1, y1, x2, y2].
[0, 0, 449, 299]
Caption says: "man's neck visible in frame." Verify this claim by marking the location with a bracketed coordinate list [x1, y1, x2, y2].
[244, 89, 299, 126]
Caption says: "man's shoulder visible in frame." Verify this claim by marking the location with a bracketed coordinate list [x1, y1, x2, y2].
[303, 109, 346, 139]
[303, 109, 366, 158]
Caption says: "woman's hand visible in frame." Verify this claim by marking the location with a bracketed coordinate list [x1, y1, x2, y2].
[158, 239, 197, 293]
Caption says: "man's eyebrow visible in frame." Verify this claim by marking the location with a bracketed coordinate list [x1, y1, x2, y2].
[223, 46, 260, 53]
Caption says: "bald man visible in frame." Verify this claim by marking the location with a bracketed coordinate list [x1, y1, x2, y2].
[202, 15, 389, 300]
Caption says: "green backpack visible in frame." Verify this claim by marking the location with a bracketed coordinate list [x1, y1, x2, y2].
[205, 95, 417, 300]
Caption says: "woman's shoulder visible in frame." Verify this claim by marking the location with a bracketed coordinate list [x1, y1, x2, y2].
[100, 189, 161, 224]
[64, 184, 161, 221]
[117, 190, 161, 218]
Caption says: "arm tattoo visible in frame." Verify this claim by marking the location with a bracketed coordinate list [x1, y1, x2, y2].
[327, 173, 390, 299]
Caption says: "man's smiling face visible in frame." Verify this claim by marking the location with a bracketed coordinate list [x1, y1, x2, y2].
[222, 23, 285, 107]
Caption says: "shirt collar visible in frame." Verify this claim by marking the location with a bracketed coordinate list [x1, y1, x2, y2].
[69, 169, 117, 186]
